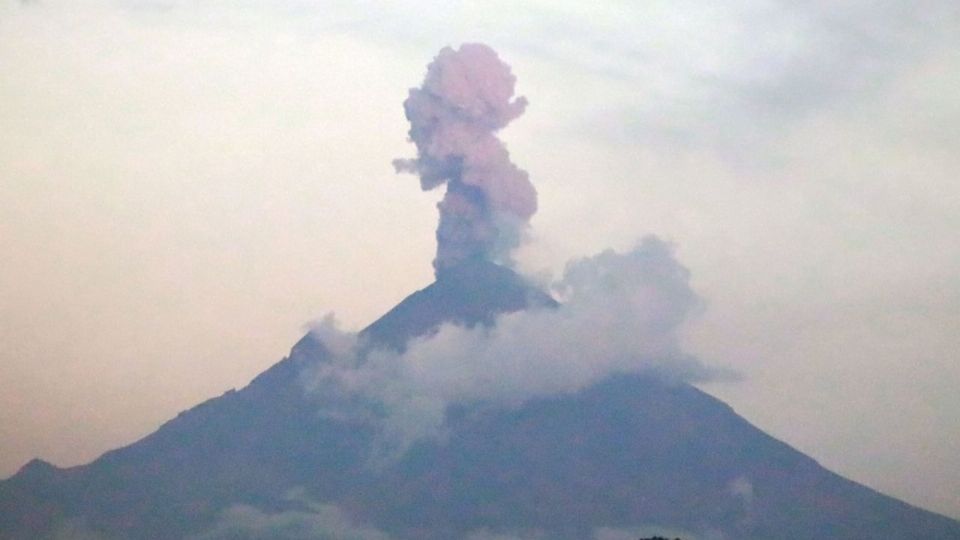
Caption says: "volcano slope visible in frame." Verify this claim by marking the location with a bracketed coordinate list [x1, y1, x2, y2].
[1, 261, 959, 540]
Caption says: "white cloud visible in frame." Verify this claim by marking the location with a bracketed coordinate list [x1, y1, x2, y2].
[593, 524, 704, 540]
[304, 238, 729, 460]
[190, 492, 392, 540]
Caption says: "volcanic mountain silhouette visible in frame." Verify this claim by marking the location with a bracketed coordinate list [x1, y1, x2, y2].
[1, 260, 958, 539]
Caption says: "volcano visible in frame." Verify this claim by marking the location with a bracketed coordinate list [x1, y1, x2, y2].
[4, 42, 959, 540]
[1, 261, 959, 540]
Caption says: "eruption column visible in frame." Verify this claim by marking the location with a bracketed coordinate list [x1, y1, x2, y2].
[394, 43, 537, 275]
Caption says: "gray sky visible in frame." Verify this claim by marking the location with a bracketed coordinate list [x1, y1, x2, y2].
[1, 0, 958, 519]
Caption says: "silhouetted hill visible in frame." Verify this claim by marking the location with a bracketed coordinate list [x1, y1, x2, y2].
[1, 262, 958, 539]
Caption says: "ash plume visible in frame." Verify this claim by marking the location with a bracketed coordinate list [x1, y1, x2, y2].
[310, 46, 728, 463]
[394, 43, 536, 275]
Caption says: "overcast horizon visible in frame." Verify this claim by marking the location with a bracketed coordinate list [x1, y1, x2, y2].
[2, 0, 959, 520]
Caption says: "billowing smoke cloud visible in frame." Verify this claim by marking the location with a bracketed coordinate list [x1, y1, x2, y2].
[394, 43, 536, 275]
[304, 237, 730, 460]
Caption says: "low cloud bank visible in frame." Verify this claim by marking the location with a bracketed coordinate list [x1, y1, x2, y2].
[192, 499, 708, 540]
[190, 492, 390, 540]
[304, 237, 731, 459]
[593, 526, 706, 540]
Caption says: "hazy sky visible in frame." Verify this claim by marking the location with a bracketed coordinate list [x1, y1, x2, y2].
[1, 0, 958, 519]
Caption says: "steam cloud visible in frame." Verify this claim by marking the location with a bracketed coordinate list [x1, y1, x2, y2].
[394, 43, 536, 275]
[304, 238, 727, 460]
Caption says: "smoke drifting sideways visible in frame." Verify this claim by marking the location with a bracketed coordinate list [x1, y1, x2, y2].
[393, 43, 536, 275]
[303, 238, 731, 461]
